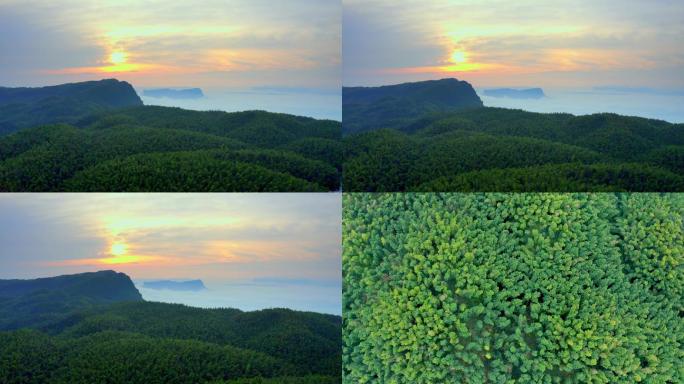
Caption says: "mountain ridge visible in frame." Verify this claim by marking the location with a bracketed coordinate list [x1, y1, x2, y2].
[343, 78, 483, 135]
[0, 79, 142, 107]
[0, 270, 143, 302]
[0, 79, 143, 135]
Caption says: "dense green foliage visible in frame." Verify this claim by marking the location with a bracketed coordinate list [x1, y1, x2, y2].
[0, 105, 341, 191]
[0, 79, 142, 134]
[62, 150, 325, 192]
[418, 163, 684, 192]
[343, 105, 684, 191]
[216, 376, 340, 384]
[343, 193, 683, 383]
[0, 272, 341, 383]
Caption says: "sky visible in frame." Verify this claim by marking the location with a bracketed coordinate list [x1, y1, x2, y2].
[0, 0, 340, 90]
[343, 0, 684, 90]
[0, 193, 341, 288]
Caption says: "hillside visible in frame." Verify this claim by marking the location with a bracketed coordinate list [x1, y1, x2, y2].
[343, 78, 483, 135]
[0, 271, 341, 383]
[0, 79, 142, 135]
[0, 270, 142, 330]
[0, 105, 341, 192]
[342, 80, 684, 191]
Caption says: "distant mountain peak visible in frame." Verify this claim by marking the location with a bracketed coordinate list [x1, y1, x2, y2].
[143, 279, 207, 291]
[143, 88, 204, 99]
[483, 87, 545, 99]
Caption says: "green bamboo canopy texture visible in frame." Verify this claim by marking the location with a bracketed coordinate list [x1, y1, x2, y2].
[343, 193, 683, 384]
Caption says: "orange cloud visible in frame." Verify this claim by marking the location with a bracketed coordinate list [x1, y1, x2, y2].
[383, 62, 498, 75]
[204, 49, 319, 72]
[44, 254, 165, 267]
[207, 240, 322, 263]
[42, 62, 177, 75]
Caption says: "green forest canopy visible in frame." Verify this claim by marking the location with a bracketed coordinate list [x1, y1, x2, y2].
[0, 106, 341, 192]
[0, 271, 341, 384]
[343, 193, 683, 384]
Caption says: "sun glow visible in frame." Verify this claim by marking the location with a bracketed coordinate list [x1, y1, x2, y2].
[100, 255, 144, 265]
[450, 50, 467, 63]
[109, 51, 127, 65]
[110, 242, 128, 256]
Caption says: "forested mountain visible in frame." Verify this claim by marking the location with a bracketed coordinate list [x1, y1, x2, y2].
[343, 78, 483, 135]
[343, 79, 684, 191]
[0, 79, 142, 135]
[0, 271, 142, 330]
[0, 87, 341, 191]
[0, 271, 341, 383]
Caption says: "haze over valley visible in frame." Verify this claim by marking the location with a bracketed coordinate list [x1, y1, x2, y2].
[478, 86, 684, 123]
[139, 86, 341, 121]
[136, 277, 341, 315]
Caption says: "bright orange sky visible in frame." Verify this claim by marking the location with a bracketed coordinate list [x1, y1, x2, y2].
[0, 1, 340, 89]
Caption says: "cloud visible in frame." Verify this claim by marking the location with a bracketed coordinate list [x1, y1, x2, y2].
[0, 194, 341, 282]
[343, 0, 684, 88]
[0, 0, 340, 88]
[0, 6, 103, 85]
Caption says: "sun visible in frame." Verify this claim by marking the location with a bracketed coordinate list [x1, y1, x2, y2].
[109, 51, 127, 65]
[110, 242, 128, 256]
[450, 50, 467, 63]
